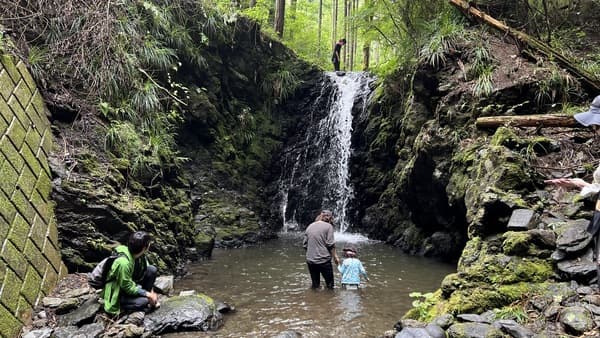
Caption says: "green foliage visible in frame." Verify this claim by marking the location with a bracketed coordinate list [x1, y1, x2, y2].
[409, 292, 436, 320]
[26, 46, 49, 82]
[262, 69, 302, 102]
[534, 63, 578, 106]
[472, 65, 494, 97]
[3, 0, 224, 184]
[494, 305, 528, 323]
[419, 13, 465, 69]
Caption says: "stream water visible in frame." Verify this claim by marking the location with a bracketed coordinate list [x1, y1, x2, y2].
[168, 233, 455, 337]
[166, 72, 455, 336]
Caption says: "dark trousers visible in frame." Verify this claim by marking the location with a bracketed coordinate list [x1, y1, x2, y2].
[332, 58, 340, 71]
[307, 261, 334, 289]
[121, 265, 157, 312]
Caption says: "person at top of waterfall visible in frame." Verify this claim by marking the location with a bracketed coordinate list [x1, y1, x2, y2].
[545, 94, 600, 287]
[303, 210, 340, 289]
[337, 244, 368, 290]
[331, 38, 346, 72]
[103, 231, 159, 316]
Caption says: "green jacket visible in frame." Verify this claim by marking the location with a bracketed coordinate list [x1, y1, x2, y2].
[102, 245, 145, 315]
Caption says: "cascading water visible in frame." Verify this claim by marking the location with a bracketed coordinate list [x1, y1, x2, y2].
[278, 72, 373, 232]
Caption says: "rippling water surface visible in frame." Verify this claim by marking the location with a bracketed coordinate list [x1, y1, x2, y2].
[166, 232, 455, 337]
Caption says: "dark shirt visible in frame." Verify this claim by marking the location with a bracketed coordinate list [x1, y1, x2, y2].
[332, 43, 342, 60]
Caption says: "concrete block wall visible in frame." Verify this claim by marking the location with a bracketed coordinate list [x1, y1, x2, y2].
[0, 48, 67, 337]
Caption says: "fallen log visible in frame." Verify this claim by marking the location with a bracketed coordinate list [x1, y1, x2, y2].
[448, 0, 600, 95]
[475, 114, 579, 129]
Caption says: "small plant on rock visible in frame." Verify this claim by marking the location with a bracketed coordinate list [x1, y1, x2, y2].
[409, 291, 436, 320]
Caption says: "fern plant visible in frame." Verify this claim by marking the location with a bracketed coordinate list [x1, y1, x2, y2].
[468, 42, 495, 97]
[419, 12, 465, 69]
[534, 64, 578, 107]
[262, 69, 302, 103]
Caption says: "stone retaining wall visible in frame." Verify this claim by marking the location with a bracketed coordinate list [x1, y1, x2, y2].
[0, 45, 67, 337]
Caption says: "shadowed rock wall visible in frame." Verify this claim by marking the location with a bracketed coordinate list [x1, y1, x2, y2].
[0, 47, 67, 337]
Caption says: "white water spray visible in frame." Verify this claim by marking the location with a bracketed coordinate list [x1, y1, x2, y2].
[279, 72, 373, 232]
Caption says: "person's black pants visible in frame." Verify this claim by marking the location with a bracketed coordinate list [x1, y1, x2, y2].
[121, 265, 157, 312]
[307, 261, 334, 289]
[332, 58, 340, 71]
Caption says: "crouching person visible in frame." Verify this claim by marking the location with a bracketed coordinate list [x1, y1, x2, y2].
[103, 231, 159, 316]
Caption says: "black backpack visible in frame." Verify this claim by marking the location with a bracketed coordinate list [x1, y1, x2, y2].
[88, 252, 126, 289]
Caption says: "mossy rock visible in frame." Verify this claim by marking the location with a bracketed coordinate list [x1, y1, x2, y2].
[457, 237, 553, 284]
[195, 196, 261, 247]
[450, 140, 533, 238]
[501, 231, 554, 257]
[490, 127, 558, 156]
[444, 282, 549, 315]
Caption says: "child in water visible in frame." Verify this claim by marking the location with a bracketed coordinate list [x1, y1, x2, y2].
[337, 245, 368, 290]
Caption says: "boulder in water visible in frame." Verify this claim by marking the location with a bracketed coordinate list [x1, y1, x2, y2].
[143, 294, 223, 334]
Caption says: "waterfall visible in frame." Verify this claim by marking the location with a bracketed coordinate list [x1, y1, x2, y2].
[279, 72, 373, 232]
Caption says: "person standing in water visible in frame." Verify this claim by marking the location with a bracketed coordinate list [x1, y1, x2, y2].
[303, 210, 340, 289]
[338, 244, 368, 290]
[331, 38, 346, 72]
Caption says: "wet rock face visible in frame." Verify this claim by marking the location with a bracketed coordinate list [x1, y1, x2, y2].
[49, 15, 322, 272]
[350, 69, 469, 260]
[50, 169, 193, 274]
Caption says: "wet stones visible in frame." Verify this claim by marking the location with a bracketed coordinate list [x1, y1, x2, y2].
[57, 296, 102, 327]
[556, 219, 593, 253]
[559, 306, 594, 334]
[21, 274, 228, 337]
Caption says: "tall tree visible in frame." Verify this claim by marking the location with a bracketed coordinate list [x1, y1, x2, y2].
[318, 0, 323, 58]
[332, 0, 339, 52]
[362, 0, 372, 70]
[289, 0, 297, 38]
[275, 0, 285, 37]
[343, 0, 348, 70]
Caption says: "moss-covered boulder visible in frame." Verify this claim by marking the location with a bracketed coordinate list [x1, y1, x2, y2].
[449, 133, 533, 238]
[193, 193, 263, 248]
[143, 294, 223, 334]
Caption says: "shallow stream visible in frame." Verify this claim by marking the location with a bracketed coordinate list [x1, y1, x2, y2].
[167, 232, 455, 337]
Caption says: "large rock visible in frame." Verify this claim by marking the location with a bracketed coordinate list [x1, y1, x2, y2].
[493, 319, 534, 338]
[556, 219, 593, 253]
[57, 296, 101, 327]
[556, 248, 597, 282]
[559, 306, 594, 334]
[52, 323, 104, 338]
[143, 294, 223, 334]
[394, 324, 444, 338]
[446, 322, 504, 338]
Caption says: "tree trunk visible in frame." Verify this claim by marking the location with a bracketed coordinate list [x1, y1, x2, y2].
[289, 0, 297, 38]
[318, 0, 323, 58]
[332, 0, 338, 52]
[448, 0, 600, 95]
[343, 0, 349, 70]
[363, 43, 370, 71]
[475, 114, 579, 129]
[274, 0, 285, 38]
[362, 0, 371, 70]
